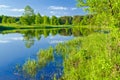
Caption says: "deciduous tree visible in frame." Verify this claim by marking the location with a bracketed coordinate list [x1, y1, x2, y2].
[20, 5, 35, 25]
[35, 13, 42, 24]
[77, 0, 120, 26]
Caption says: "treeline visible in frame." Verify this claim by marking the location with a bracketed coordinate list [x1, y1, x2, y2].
[0, 14, 92, 26]
[0, 16, 19, 24]
[0, 5, 93, 25]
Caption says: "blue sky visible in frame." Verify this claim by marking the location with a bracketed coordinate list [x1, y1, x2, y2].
[0, 0, 87, 17]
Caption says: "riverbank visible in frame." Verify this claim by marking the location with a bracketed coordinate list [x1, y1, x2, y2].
[0, 24, 72, 30]
[21, 26, 120, 79]
[57, 27, 120, 80]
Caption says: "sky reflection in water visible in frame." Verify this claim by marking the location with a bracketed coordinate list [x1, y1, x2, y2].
[0, 28, 74, 80]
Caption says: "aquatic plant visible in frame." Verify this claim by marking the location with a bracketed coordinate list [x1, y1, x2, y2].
[22, 47, 54, 78]
[22, 59, 37, 77]
[37, 46, 54, 68]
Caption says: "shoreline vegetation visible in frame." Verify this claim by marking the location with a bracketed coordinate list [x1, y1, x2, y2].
[16, 27, 119, 80]
[0, 0, 120, 79]
[0, 24, 73, 30]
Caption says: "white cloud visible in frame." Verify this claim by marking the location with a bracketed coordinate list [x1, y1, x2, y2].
[71, 7, 77, 10]
[0, 37, 23, 43]
[49, 10, 69, 17]
[48, 6, 68, 10]
[0, 4, 24, 12]
[9, 37, 23, 40]
[0, 4, 10, 8]
[50, 11, 58, 15]
[0, 40, 10, 43]
[50, 11, 55, 14]
[9, 8, 24, 12]
[49, 40, 65, 44]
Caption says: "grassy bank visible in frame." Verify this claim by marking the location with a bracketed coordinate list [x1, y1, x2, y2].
[17, 27, 120, 79]
[56, 27, 120, 80]
[0, 23, 72, 30]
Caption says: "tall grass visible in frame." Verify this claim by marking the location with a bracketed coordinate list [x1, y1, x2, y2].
[57, 27, 120, 80]
[22, 47, 54, 77]
[21, 27, 120, 79]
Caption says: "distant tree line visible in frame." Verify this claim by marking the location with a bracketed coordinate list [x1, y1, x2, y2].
[0, 5, 93, 26]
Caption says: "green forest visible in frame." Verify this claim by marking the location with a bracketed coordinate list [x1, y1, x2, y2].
[0, 5, 93, 27]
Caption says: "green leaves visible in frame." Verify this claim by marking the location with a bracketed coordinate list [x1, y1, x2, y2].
[55, 27, 120, 80]
[50, 16, 59, 25]
[35, 13, 43, 24]
[20, 5, 35, 25]
[77, 0, 120, 27]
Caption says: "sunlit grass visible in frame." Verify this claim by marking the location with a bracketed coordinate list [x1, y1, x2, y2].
[37, 47, 54, 68]
[0, 23, 72, 30]
[22, 47, 54, 77]
[19, 26, 120, 79]
[58, 27, 120, 80]
[23, 59, 37, 77]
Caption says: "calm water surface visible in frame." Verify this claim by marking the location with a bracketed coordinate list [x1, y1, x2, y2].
[0, 28, 80, 80]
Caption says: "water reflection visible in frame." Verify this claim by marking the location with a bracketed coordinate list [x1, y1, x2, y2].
[0, 27, 94, 80]
[0, 28, 80, 48]
[1, 27, 93, 48]
[14, 52, 63, 80]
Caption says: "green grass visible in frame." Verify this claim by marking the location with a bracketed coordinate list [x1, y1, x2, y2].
[22, 47, 54, 77]
[19, 26, 120, 79]
[22, 59, 37, 77]
[56, 27, 120, 80]
[0, 23, 72, 30]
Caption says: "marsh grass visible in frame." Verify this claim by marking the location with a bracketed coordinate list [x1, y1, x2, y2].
[20, 26, 120, 80]
[22, 47, 54, 78]
[57, 28, 120, 80]
[37, 47, 54, 68]
[22, 59, 37, 77]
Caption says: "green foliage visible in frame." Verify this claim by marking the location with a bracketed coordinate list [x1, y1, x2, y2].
[20, 14, 35, 25]
[43, 16, 50, 24]
[59, 16, 72, 25]
[16, 27, 120, 79]
[0, 7, 95, 26]
[72, 15, 82, 25]
[35, 13, 43, 24]
[20, 5, 35, 25]
[7, 18, 11, 24]
[65, 19, 69, 25]
[0, 14, 92, 26]
[37, 47, 54, 68]
[0, 15, 3, 23]
[50, 16, 59, 25]
[55, 28, 120, 80]
[7, 17, 16, 24]
[2, 16, 7, 24]
[77, 0, 120, 26]
[22, 47, 54, 77]
[23, 59, 37, 77]
[20, 16, 27, 25]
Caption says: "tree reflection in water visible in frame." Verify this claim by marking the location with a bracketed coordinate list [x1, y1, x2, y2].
[0, 27, 95, 79]
[0, 27, 94, 48]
